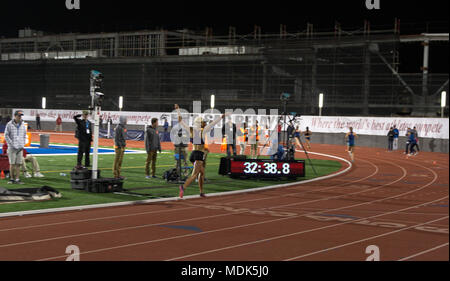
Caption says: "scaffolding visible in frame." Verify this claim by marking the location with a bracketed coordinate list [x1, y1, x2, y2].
[0, 25, 448, 117]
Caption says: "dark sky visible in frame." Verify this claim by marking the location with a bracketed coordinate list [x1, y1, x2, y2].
[1, 0, 448, 72]
[1, 0, 448, 35]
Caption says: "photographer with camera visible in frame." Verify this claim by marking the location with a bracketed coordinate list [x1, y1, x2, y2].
[74, 110, 93, 168]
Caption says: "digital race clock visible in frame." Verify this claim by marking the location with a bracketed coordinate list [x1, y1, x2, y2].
[225, 159, 305, 179]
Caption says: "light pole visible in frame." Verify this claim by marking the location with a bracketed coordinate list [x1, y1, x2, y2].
[42, 97, 47, 109]
[211, 94, 215, 110]
[119, 96, 124, 112]
[90, 70, 104, 180]
[319, 93, 324, 117]
[442, 91, 447, 118]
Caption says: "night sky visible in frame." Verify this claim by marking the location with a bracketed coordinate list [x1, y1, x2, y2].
[1, 0, 448, 72]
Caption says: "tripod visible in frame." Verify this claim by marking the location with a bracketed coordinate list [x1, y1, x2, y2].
[282, 115, 319, 177]
[174, 146, 189, 184]
[173, 130, 195, 184]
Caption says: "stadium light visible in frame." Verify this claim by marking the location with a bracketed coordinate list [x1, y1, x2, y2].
[211, 95, 215, 109]
[119, 96, 123, 111]
[442, 91, 447, 118]
[319, 93, 324, 116]
[42, 97, 46, 109]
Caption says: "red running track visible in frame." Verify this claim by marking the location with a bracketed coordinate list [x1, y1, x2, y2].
[0, 133, 448, 261]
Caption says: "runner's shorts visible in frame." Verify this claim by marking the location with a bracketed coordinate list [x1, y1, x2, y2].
[190, 151, 205, 164]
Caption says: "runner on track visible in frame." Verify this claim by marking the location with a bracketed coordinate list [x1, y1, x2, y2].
[175, 104, 228, 199]
[303, 127, 312, 150]
[345, 127, 358, 163]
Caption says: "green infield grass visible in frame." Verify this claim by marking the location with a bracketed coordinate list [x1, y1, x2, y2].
[0, 149, 342, 214]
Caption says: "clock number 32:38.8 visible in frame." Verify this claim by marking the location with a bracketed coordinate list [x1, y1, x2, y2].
[244, 162, 290, 175]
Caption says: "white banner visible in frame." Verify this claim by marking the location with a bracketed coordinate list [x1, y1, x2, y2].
[13, 109, 449, 139]
[14, 109, 281, 128]
[14, 109, 172, 126]
[298, 116, 449, 139]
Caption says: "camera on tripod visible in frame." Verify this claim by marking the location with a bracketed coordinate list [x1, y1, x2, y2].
[280, 93, 291, 102]
[90, 70, 104, 108]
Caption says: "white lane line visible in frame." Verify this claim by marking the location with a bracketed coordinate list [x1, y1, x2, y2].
[163, 158, 439, 261]
[0, 212, 236, 250]
[0, 206, 196, 233]
[221, 157, 378, 206]
[0, 158, 378, 247]
[398, 243, 450, 261]
[285, 216, 449, 261]
[266, 158, 405, 211]
[34, 157, 421, 261]
[167, 196, 447, 262]
[0, 151, 352, 218]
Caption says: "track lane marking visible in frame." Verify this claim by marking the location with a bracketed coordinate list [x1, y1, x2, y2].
[398, 243, 450, 261]
[33, 157, 422, 261]
[164, 158, 440, 261]
[0, 158, 381, 248]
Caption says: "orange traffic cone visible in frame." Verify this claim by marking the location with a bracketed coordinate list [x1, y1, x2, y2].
[0, 171, 5, 180]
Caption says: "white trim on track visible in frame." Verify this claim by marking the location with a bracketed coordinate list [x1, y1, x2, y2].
[0, 151, 352, 218]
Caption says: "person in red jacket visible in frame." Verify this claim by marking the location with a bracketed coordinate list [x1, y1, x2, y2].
[55, 115, 63, 132]
[2, 142, 44, 178]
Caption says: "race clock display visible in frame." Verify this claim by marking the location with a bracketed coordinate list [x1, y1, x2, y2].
[228, 159, 305, 179]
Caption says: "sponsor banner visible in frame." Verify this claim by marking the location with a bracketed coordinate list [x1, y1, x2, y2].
[14, 109, 172, 126]
[14, 109, 449, 139]
[298, 116, 449, 139]
[14, 109, 281, 128]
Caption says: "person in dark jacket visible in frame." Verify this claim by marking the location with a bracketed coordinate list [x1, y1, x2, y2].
[405, 128, 412, 155]
[387, 127, 395, 151]
[410, 127, 420, 155]
[113, 116, 127, 179]
[35, 114, 41, 131]
[222, 118, 237, 157]
[145, 118, 162, 179]
[74, 111, 93, 168]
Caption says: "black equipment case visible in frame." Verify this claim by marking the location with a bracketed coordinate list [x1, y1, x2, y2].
[87, 178, 124, 193]
[70, 167, 120, 193]
[70, 168, 101, 180]
[70, 179, 91, 191]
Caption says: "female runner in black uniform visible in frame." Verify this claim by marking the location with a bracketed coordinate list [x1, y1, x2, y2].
[303, 127, 312, 150]
[175, 104, 228, 198]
